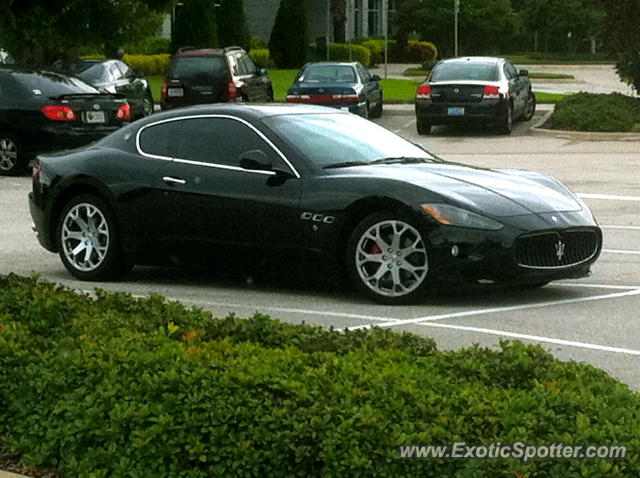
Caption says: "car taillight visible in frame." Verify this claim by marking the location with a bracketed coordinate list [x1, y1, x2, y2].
[41, 105, 76, 121]
[228, 81, 238, 100]
[115, 103, 131, 120]
[416, 84, 431, 99]
[286, 94, 310, 102]
[32, 159, 41, 180]
[483, 85, 501, 100]
[161, 82, 168, 101]
[332, 93, 359, 102]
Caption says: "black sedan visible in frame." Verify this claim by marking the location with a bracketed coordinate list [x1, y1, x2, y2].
[415, 56, 536, 135]
[29, 104, 601, 304]
[0, 68, 131, 176]
[286, 62, 383, 118]
[65, 59, 154, 118]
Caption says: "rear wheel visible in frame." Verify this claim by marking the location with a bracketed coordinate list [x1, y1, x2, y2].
[370, 94, 383, 118]
[417, 118, 431, 135]
[497, 103, 513, 135]
[346, 212, 430, 304]
[141, 91, 154, 117]
[57, 194, 131, 281]
[521, 91, 536, 121]
[0, 132, 25, 176]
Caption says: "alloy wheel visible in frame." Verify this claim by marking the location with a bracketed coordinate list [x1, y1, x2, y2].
[0, 136, 18, 172]
[61, 203, 110, 272]
[354, 219, 428, 298]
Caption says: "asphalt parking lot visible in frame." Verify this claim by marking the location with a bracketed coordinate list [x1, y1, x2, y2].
[1, 107, 639, 389]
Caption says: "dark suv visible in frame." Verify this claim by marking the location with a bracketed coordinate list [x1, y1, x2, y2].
[161, 47, 273, 110]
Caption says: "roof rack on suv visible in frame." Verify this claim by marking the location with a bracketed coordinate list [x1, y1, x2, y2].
[176, 46, 197, 53]
[223, 46, 243, 53]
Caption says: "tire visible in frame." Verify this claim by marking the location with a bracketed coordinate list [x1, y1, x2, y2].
[56, 194, 131, 281]
[0, 132, 26, 176]
[370, 94, 383, 118]
[346, 211, 430, 304]
[141, 91, 154, 117]
[520, 91, 536, 121]
[362, 101, 370, 119]
[416, 118, 431, 135]
[497, 103, 513, 135]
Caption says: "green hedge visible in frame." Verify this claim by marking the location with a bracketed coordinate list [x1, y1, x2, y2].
[123, 53, 171, 77]
[249, 48, 275, 69]
[545, 92, 640, 132]
[1, 274, 639, 476]
[328, 43, 371, 66]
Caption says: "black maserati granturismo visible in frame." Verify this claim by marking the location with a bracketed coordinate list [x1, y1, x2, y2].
[29, 104, 602, 303]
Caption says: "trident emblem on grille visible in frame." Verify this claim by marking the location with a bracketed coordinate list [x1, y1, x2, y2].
[555, 239, 565, 262]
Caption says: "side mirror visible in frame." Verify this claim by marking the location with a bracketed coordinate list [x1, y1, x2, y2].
[239, 149, 272, 171]
[371, 74, 381, 82]
[519, 69, 529, 77]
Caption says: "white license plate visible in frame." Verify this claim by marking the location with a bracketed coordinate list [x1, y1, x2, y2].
[168, 88, 184, 97]
[84, 111, 106, 124]
[448, 107, 465, 116]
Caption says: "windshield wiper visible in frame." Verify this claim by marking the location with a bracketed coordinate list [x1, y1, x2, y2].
[323, 160, 371, 169]
[371, 156, 432, 164]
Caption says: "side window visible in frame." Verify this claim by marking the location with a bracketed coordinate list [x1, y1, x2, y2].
[504, 62, 518, 80]
[227, 55, 239, 76]
[108, 63, 122, 81]
[240, 53, 257, 75]
[138, 121, 180, 158]
[356, 64, 370, 82]
[117, 61, 133, 78]
[175, 117, 280, 168]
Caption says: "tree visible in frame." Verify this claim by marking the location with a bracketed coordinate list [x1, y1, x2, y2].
[602, 0, 640, 92]
[0, 0, 171, 66]
[171, 0, 219, 52]
[217, 0, 250, 50]
[394, 0, 519, 58]
[269, 0, 307, 69]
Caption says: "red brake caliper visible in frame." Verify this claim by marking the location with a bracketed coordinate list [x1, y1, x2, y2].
[369, 243, 382, 254]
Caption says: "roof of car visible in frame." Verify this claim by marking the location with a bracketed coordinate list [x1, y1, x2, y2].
[304, 62, 359, 67]
[141, 103, 344, 124]
[440, 56, 504, 64]
[174, 46, 244, 57]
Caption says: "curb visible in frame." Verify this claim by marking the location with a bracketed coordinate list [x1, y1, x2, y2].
[0, 471, 30, 478]
[530, 107, 640, 141]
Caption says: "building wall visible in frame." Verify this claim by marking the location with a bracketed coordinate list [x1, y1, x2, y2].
[244, 0, 282, 42]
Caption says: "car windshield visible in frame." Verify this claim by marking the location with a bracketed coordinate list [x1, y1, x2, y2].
[13, 71, 98, 96]
[172, 56, 227, 84]
[430, 61, 498, 82]
[263, 113, 435, 168]
[299, 65, 356, 83]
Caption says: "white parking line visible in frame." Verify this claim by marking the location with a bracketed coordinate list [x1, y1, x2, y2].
[578, 193, 640, 201]
[348, 288, 640, 331]
[415, 322, 640, 356]
[601, 225, 640, 230]
[558, 283, 640, 290]
[602, 249, 640, 255]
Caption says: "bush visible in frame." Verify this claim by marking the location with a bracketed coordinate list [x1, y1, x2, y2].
[249, 49, 275, 69]
[1, 274, 640, 476]
[251, 37, 267, 50]
[327, 43, 371, 66]
[545, 92, 640, 132]
[125, 37, 171, 55]
[123, 54, 171, 77]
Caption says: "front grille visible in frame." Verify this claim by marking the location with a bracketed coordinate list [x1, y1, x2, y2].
[515, 229, 600, 269]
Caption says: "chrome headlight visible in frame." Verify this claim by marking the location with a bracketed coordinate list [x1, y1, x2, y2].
[421, 203, 504, 231]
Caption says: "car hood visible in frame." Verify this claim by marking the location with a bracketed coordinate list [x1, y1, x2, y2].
[333, 162, 581, 217]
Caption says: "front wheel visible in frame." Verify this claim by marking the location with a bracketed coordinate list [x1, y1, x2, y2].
[57, 194, 131, 281]
[346, 212, 430, 304]
[141, 91, 154, 117]
[0, 132, 25, 176]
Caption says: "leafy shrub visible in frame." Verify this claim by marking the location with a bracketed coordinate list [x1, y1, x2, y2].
[1, 274, 640, 477]
[360, 39, 397, 65]
[123, 54, 171, 77]
[545, 92, 640, 132]
[251, 36, 267, 50]
[125, 37, 171, 55]
[249, 48, 275, 69]
[269, 0, 307, 69]
[405, 40, 438, 63]
[328, 43, 371, 66]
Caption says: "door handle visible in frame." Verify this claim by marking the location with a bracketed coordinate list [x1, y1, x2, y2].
[162, 176, 186, 186]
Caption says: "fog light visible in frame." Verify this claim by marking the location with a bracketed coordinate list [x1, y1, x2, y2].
[451, 245, 459, 257]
